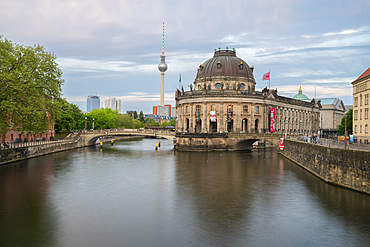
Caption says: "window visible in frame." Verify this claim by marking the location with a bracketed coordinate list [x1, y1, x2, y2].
[211, 105, 216, 111]
[354, 110, 358, 120]
[198, 84, 201, 90]
[360, 125, 362, 133]
[215, 83, 221, 89]
[366, 125, 368, 134]
[365, 108, 369, 119]
[360, 109, 362, 120]
[360, 95, 363, 106]
[354, 97, 358, 107]
[186, 106, 189, 112]
[256, 106, 259, 113]
[196, 105, 201, 112]
[365, 94, 369, 105]
[240, 83, 245, 89]
[243, 105, 248, 113]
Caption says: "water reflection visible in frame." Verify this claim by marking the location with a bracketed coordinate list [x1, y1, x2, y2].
[0, 139, 369, 247]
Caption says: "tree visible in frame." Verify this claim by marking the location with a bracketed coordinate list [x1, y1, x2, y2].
[139, 110, 144, 122]
[81, 108, 117, 130]
[0, 36, 63, 141]
[337, 109, 353, 135]
[133, 111, 138, 119]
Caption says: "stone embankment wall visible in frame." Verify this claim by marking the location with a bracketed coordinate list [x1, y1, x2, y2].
[281, 140, 370, 194]
[0, 139, 84, 165]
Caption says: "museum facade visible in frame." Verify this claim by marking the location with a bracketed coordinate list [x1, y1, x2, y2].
[175, 49, 321, 136]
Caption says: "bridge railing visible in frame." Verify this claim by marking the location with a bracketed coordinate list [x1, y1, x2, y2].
[0, 139, 73, 150]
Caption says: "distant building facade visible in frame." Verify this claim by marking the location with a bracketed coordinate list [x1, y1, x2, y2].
[87, 95, 100, 112]
[317, 98, 346, 138]
[352, 67, 370, 143]
[104, 97, 121, 113]
[153, 105, 176, 117]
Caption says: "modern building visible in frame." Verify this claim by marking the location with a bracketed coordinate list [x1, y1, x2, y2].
[104, 97, 121, 113]
[176, 49, 321, 135]
[87, 94, 100, 112]
[352, 67, 370, 143]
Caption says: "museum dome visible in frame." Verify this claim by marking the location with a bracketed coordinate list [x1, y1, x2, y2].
[195, 49, 254, 79]
[293, 85, 310, 101]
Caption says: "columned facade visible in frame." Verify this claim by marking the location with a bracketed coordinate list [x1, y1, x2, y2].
[175, 49, 321, 136]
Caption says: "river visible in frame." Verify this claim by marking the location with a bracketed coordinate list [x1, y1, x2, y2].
[0, 138, 369, 247]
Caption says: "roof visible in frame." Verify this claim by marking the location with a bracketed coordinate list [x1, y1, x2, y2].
[317, 98, 344, 110]
[196, 49, 254, 79]
[292, 85, 310, 101]
[353, 67, 370, 83]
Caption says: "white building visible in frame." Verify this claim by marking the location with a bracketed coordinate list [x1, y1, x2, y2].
[104, 97, 122, 113]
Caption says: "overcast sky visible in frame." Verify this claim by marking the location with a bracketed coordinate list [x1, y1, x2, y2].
[2, 0, 370, 113]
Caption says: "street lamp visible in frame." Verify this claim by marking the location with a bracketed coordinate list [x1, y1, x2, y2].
[344, 115, 347, 149]
[225, 118, 228, 133]
[85, 117, 87, 133]
[93, 118, 95, 130]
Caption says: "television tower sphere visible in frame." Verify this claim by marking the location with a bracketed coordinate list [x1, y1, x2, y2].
[158, 55, 168, 72]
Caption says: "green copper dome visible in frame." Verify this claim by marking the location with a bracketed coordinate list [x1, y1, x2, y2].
[293, 85, 310, 101]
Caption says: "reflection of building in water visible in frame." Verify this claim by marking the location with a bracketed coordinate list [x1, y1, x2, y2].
[176, 49, 321, 135]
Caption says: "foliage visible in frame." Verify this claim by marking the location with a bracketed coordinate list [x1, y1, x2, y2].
[81, 108, 117, 130]
[337, 109, 353, 135]
[144, 118, 159, 127]
[139, 110, 144, 122]
[54, 99, 83, 133]
[0, 36, 64, 140]
[133, 111, 138, 119]
[170, 118, 176, 127]
[160, 121, 171, 127]
[116, 113, 144, 129]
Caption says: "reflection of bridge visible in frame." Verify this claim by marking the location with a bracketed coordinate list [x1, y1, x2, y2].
[81, 129, 176, 146]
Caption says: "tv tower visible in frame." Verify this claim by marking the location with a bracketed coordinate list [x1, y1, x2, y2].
[158, 22, 168, 106]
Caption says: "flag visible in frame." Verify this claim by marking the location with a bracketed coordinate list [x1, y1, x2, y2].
[179, 73, 181, 83]
[262, 72, 270, 81]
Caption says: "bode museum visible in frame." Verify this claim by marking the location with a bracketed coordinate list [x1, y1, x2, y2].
[175, 49, 321, 137]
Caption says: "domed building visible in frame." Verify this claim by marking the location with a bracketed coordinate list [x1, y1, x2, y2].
[293, 85, 310, 101]
[175, 49, 321, 149]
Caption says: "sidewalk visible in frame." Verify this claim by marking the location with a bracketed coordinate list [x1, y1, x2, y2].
[296, 137, 370, 152]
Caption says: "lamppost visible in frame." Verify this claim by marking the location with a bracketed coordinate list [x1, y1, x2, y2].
[85, 117, 87, 133]
[344, 115, 347, 149]
[225, 118, 228, 133]
[242, 119, 245, 133]
[285, 119, 288, 139]
[92, 118, 95, 130]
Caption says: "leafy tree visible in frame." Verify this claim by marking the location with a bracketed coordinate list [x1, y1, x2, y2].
[337, 109, 353, 135]
[0, 36, 63, 141]
[82, 108, 117, 130]
[139, 110, 144, 122]
[170, 118, 176, 127]
[133, 111, 138, 119]
[160, 121, 171, 127]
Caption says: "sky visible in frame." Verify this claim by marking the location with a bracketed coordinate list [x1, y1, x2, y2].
[1, 0, 370, 113]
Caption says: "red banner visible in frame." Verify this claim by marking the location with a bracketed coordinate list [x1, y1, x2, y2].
[279, 138, 284, 150]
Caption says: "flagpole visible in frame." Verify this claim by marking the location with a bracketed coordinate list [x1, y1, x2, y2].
[269, 70, 270, 90]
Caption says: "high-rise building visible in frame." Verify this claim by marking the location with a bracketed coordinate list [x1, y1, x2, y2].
[87, 94, 100, 112]
[352, 67, 370, 143]
[104, 97, 121, 113]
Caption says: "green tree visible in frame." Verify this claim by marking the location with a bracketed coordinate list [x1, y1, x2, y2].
[170, 118, 176, 127]
[0, 36, 63, 141]
[139, 110, 144, 122]
[133, 111, 138, 119]
[82, 108, 117, 130]
[160, 121, 171, 127]
[337, 109, 353, 135]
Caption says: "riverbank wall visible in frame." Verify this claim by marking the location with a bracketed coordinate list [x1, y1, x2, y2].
[280, 140, 370, 194]
[0, 135, 145, 166]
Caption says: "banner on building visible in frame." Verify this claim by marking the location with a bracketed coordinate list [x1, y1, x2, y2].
[227, 111, 233, 122]
[210, 111, 216, 122]
[270, 108, 275, 133]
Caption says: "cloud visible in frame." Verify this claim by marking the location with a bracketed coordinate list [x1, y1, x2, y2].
[323, 29, 359, 36]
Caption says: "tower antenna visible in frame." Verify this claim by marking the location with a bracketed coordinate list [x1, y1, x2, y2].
[162, 22, 165, 55]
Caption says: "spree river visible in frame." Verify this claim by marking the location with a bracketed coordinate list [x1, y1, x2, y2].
[1, 138, 370, 247]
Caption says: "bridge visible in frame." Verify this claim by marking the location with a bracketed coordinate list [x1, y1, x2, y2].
[81, 129, 176, 146]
